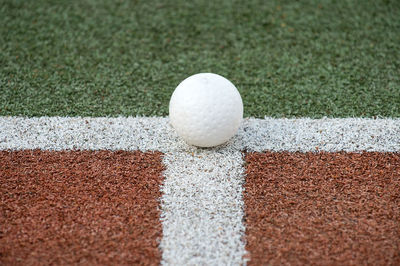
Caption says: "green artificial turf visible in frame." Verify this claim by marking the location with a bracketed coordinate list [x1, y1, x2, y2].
[1, 0, 399, 118]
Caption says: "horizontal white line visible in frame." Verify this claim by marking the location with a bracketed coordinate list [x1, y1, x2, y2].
[0, 116, 399, 152]
[240, 117, 400, 152]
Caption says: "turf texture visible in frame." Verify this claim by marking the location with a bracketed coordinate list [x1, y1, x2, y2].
[1, 0, 399, 118]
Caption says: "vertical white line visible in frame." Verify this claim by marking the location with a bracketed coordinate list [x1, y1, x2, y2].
[160, 149, 247, 265]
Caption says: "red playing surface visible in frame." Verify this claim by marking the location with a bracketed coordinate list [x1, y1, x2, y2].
[244, 152, 400, 265]
[0, 150, 164, 265]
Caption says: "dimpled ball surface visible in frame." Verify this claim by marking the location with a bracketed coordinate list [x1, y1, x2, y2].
[169, 73, 243, 147]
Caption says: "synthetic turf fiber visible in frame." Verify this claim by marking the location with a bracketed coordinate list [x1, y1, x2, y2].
[1, 0, 399, 118]
[244, 151, 400, 265]
[0, 150, 164, 265]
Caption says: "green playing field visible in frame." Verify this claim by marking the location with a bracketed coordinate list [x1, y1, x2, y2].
[1, 0, 399, 118]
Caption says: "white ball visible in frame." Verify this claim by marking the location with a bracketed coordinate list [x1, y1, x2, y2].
[169, 73, 243, 147]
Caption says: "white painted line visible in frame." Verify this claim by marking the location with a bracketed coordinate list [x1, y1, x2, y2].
[239, 117, 400, 152]
[160, 150, 247, 265]
[0, 116, 177, 152]
[0, 116, 399, 152]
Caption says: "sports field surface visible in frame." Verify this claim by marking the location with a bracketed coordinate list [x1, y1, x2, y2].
[1, 0, 400, 265]
[1, 0, 399, 117]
